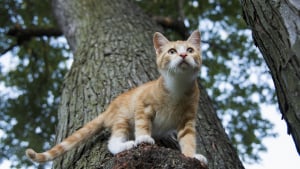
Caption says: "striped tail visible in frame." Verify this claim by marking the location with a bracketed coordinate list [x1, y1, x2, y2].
[26, 114, 105, 163]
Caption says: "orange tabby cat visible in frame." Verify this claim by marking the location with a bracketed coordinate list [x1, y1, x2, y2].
[26, 30, 207, 164]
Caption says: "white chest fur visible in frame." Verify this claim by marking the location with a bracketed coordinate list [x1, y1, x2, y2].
[151, 101, 185, 137]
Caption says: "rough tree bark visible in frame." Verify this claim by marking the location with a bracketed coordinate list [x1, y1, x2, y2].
[51, 0, 244, 168]
[241, 0, 300, 154]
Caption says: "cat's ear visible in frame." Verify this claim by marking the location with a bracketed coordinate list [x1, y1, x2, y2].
[187, 30, 201, 51]
[153, 32, 169, 54]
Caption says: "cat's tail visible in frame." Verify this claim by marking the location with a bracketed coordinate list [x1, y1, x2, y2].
[25, 112, 106, 163]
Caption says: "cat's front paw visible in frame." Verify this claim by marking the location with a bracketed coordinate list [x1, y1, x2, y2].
[194, 154, 208, 165]
[108, 139, 135, 154]
[135, 135, 155, 146]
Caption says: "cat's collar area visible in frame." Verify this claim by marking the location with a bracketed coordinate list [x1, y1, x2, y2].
[158, 71, 197, 96]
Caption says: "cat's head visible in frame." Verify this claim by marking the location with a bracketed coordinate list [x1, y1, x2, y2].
[153, 31, 202, 77]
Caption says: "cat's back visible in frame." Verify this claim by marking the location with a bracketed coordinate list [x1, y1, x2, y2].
[108, 79, 159, 112]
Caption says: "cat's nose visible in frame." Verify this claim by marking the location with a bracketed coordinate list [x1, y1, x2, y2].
[179, 53, 187, 59]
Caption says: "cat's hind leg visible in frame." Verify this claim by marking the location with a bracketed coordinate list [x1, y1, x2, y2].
[108, 119, 135, 154]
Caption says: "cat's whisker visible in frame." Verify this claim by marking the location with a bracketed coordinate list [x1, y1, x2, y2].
[167, 67, 172, 78]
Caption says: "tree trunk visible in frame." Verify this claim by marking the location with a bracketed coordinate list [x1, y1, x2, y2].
[51, 0, 244, 168]
[241, 0, 300, 154]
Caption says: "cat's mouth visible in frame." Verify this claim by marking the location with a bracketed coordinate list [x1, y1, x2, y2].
[178, 60, 190, 68]
[179, 61, 187, 65]
[167, 58, 197, 71]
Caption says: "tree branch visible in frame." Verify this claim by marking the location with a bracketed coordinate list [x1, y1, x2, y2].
[101, 144, 208, 169]
[0, 43, 18, 56]
[1, 25, 63, 55]
[152, 16, 189, 39]
[178, 0, 185, 20]
[6, 25, 63, 45]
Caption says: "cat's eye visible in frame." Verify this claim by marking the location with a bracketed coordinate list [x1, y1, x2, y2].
[168, 48, 177, 55]
[187, 47, 194, 53]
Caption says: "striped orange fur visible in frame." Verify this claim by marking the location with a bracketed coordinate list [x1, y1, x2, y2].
[25, 31, 207, 164]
